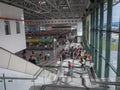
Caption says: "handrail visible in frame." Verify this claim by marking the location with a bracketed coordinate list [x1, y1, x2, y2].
[41, 84, 104, 90]
[0, 47, 57, 81]
[0, 47, 42, 78]
[0, 76, 33, 80]
[0, 68, 44, 80]
[39, 65, 82, 68]
[87, 67, 120, 87]
[92, 81, 120, 86]
[41, 84, 84, 89]
[0, 43, 65, 82]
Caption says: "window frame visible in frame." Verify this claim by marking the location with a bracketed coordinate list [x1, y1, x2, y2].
[16, 22, 20, 34]
[4, 21, 11, 35]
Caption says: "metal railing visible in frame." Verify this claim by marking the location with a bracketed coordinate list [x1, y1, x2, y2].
[0, 47, 59, 90]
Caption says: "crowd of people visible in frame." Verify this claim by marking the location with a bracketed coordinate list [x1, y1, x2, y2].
[19, 50, 51, 65]
[58, 44, 92, 76]
[59, 46, 92, 63]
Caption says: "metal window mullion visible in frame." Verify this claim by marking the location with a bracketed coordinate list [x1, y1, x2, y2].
[94, 8, 97, 69]
[82, 16, 91, 53]
[95, 8, 99, 73]
[98, 2, 104, 78]
[90, 13, 93, 55]
[105, 0, 113, 78]
[83, 19, 86, 46]
[92, 10, 95, 64]
[91, 12, 94, 61]
[116, 18, 120, 90]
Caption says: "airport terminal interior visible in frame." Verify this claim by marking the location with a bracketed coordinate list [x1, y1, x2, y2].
[0, 0, 120, 90]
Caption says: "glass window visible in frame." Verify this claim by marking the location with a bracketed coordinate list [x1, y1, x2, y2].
[16, 22, 20, 34]
[111, 3, 120, 32]
[110, 33, 118, 68]
[109, 2, 120, 83]
[101, 58, 105, 79]
[102, 1, 108, 57]
[102, 31, 106, 57]
[98, 8, 100, 31]
[86, 15, 90, 44]
[101, 1, 108, 78]
[103, 0, 107, 30]
[4, 21, 11, 35]
[40, 26, 46, 30]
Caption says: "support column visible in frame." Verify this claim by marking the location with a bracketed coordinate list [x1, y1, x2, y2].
[105, 0, 113, 78]
[98, 2, 104, 78]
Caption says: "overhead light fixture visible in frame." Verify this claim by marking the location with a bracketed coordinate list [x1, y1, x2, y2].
[41, 1, 46, 4]
[38, 1, 46, 5]
[63, 6, 68, 9]
[38, 1, 41, 3]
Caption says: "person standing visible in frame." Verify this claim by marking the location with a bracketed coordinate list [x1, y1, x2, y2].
[36, 53, 41, 65]
[47, 52, 51, 61]
[80, 57, 86, 70]
[67, 61, 73, 76]
[29, 55, 37, 65]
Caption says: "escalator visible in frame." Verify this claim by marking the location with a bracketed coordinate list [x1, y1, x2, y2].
[0, 47, 120, 90]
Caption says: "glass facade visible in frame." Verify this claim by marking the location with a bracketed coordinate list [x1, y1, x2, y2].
[83, 1, 120, 88]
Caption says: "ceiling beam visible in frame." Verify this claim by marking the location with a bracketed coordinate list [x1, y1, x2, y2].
[24, 0, 58, 18]
[45, 0, 65, 18]
[0, 0, 56, 19]
[66, 0, 73, 18]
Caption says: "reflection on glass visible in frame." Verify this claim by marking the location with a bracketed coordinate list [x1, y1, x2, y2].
[110, 34, 118, 69]
[108, 2, 120, 84]
[102, 32, 106, 57]
[101, 58, 105, 79]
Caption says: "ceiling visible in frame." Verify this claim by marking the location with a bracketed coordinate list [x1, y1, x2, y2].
[0, 0, 89, 20]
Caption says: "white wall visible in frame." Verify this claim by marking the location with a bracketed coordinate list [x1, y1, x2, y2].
[77, 22, 82, 36]
[0, 2, 26, 53]
[0, 3, 24, 19]
[77, 22, 83, 42]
